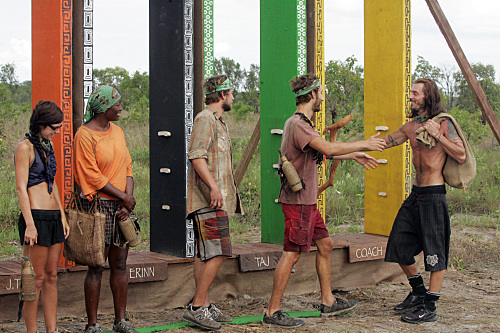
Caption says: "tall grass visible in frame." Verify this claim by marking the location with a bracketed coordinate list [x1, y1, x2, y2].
[323, 159, 366, 235]
[447, 146, 500, 215]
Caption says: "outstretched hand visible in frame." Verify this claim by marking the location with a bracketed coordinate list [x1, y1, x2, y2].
[352, 152, 379, 170]
[364, 132, 387, 152]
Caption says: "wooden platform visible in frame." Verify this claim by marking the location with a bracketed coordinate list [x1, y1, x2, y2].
[0, 233, 407, 321]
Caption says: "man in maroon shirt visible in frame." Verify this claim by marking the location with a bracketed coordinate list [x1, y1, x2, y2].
[263, 73, 387, 328]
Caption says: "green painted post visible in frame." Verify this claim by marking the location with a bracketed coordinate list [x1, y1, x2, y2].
[203, 0, 214, 78]
[260, 0, 306, 244]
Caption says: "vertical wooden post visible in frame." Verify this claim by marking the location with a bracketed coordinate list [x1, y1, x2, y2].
[150, 0, 203, 256]
[260, 0, 307, 244]
[425, 0, 500, 144]
[32, 0, 73, 266]
[364, 0, 412, 236]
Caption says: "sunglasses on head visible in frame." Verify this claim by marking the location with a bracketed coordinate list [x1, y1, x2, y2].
[48, 124, 63, 130]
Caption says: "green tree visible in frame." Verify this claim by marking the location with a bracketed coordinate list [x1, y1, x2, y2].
[0, 63, 19, 87]
[119, 70, 150, 122]
[237, 63, 260, 113]
[0, 63, 30, 118]
[449, 107, 490, 144]
[93, 67, 130, 88]
[454, 63, 500, 114]
[413, 55, 442, 83]
[439, 63, 458, 110]
[238, 89, 260, 113]
[324, 56, 364, 122]
[244, 64, 260, 92]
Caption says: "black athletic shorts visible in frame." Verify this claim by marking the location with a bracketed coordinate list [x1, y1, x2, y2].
[384, 185, 450, 272]
[18, 209, 65, 247]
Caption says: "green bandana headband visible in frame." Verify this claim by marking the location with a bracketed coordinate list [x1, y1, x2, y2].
[204, 78, 235, 95]
[84, 85, 122, 124]
[295, 79, 321, 97]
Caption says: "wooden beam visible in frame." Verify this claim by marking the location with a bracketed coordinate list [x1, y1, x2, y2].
[234, 117, 260, 188]
[425, 0, 500, 144]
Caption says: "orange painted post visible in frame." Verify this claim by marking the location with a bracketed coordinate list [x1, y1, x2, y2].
[32, 0, 74, 267]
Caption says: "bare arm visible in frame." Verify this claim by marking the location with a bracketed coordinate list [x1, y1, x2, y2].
[309, 132, 386, 156]
[424, 119, 466, 163]
[99, 179, 136, 212]
[52, 182, 70, 238]
[191, 158, 223, 210]
[15, 141, 37, 245]
[114, 176, 134, 221]
[333, 152, 379, 170]
[381, 124, 409, 149]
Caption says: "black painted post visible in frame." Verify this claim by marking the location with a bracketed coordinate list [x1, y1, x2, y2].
[149, 0, 196, 256]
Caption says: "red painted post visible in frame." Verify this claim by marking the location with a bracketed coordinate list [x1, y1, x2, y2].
[32, 0, 74, 268]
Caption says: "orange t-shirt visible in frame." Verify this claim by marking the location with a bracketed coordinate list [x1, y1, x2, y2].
[73, 123, 133, 200]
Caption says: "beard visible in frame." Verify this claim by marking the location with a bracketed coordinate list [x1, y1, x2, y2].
[313, 100, 322, 112]
[222, 102, 232, 112]
[410, 100, 425, 114]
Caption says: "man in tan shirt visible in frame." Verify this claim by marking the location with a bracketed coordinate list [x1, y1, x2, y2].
[184, 74, 242, 331]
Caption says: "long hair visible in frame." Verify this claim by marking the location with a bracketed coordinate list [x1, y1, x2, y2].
[29, 100, 63, 163]
[204, 74, 230, 105]
[290, 73, 320, 106]
[411, 78, 445, 118]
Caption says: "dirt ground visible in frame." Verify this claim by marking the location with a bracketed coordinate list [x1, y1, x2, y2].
[1, 224, 499, 333]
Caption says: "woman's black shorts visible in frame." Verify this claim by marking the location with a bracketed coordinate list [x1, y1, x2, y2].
[18, 210, 65, 247]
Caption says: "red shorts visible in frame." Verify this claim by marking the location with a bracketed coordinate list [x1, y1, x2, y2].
[281, 203, 330, 253]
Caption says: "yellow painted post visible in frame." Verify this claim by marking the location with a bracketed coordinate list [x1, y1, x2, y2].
[364, 0, 412, 236]
[314, 0, 326, 218]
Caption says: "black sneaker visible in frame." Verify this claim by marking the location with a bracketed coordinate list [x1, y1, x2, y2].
[401, 304, 437, 324]
[394, 292, 425, 313]
[320, 298, 358, 317]
[263, 310, 305, 328]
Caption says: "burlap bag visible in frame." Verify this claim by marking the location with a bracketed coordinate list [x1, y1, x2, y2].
[415, 113, 476, 189]
[64, 192, 106, 267]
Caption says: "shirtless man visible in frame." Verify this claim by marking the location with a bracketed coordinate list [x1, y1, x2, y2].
[383, 78, 466, 323]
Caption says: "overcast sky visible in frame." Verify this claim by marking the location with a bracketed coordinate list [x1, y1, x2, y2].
[2, 0, 500, 82]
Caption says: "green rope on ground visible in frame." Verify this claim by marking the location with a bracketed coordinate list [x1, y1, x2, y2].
[103, 310, 322, 332]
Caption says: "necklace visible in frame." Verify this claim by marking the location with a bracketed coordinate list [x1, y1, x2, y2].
[414, 114, 429, 123]
[295, 112, 315, 128]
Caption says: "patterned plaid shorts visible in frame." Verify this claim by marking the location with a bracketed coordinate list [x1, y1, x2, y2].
[191, 208, 232, 262]
[81, 197, 126, 246]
